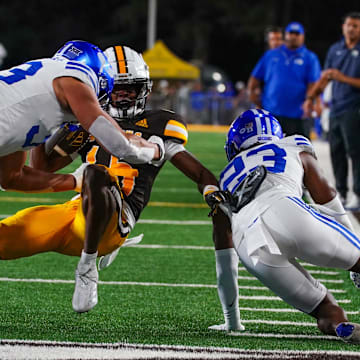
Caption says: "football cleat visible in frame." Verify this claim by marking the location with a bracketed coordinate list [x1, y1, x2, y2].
[208, 323, 245, 332]
[350, 271, 360, 289]
[72, 261, 99, 313]
[336, 322, 360, 344]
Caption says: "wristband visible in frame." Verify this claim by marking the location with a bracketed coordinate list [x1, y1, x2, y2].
[203, 185, 219, 198]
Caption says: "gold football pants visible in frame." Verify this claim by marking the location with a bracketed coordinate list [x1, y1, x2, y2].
[0, 197, 128, 260]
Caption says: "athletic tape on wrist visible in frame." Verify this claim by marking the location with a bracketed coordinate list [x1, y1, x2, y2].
[203, 185, 220, 198]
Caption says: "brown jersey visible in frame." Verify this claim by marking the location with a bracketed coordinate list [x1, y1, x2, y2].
[79, 109, 188, 220]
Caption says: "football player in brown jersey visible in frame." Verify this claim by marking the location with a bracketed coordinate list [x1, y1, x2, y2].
[0, 45, 243, 329]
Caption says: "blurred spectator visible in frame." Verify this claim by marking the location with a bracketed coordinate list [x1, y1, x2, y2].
[189, 80, 208, 123]
[147, 79, 177, 111]
[319, 82, 333, 139]
[303, 12, 360, 209]
[0, 43, 7, 68]
[232, 81, 252, 118]
[247, 21, 321, 138]
[265, 26, 283, 49]
[176, 80, 192, 118]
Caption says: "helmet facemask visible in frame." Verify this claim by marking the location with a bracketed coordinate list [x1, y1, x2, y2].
[109, 81, 151, 121]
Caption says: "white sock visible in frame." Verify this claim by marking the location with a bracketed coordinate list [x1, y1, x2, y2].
[215, 248, 241, 329]
[78, 250, 98, 271]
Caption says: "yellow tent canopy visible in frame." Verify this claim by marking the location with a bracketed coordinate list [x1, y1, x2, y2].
[143, 40, 200, 80]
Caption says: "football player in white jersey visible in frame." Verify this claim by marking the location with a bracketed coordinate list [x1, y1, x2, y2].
[206, 109, 360, 343]
[0, 40, 163, 193]
[2, 45, 226, 316]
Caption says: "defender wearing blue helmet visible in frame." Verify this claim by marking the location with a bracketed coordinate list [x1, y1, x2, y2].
[225, 108, 283, 161]
[52, 40, 114, 104]
[0, 39, 163, 195]
[206, 108, 360, 343]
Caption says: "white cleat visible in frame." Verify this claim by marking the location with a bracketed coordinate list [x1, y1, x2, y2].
[336, 322, 360, 344]
[350, 271, 360, 289]
[208, 323, 245, 332]
[72, 262, 98, 313]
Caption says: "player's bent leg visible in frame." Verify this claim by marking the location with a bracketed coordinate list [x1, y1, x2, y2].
[0, 202, 78, 260]
[72, 164, 116, 313]
[312, 292, 360, 343]
[310, 292, 348, 335]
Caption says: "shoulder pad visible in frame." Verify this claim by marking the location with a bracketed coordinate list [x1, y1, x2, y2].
[164, 118, 188, 145]
[281, 135, 316, 158]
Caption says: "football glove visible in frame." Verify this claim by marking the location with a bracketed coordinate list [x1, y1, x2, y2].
[45, 123, 91, 157]
[203, 185, 232, 217]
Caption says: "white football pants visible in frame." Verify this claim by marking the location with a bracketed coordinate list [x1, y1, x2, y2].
[233, 196, 360, 313]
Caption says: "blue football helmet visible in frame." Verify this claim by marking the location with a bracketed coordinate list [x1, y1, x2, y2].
[225, 109, 283, 161]
[53, 40, 114, 103]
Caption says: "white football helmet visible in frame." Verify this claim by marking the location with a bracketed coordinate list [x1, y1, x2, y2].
[104, 46, 152, 120]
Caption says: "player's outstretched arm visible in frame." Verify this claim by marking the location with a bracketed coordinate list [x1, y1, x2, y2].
[53, 77, 162, 163]
[0, 151, 76, 192]
[170, 150, 218, 192]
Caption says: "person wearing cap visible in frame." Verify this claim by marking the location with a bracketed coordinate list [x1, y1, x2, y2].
[303, 12, 360, 211]
[247, 21, 321, 138]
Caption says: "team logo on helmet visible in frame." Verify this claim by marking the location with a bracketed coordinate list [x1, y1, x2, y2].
[242, 122, 254, 134]
[225, 109, 283, 161]
[68, 46, 83, 56]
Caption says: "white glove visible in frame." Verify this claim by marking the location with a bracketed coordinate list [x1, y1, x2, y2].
[71, 163, 89, 192]
[147, 135, 165, 167]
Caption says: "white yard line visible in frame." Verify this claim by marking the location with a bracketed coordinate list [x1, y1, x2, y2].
[0, 277, 345, 296]
[238, 275, 344, 284]
[239, 307, 358, 315]
[135, 244, 212, 250]
[6, 339, 360, 360]
[238, 267, 339, 275]
[137, 219, 211, 225]
[0, 278, 351, 304]
[237, 295, 350, 303]
[241, 319, 316, 327]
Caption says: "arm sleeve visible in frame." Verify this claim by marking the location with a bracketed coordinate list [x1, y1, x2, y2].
[89, 115, 156, 163]
[164, 140, 186, 160]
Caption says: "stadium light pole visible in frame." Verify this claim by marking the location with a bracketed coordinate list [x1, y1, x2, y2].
[147, 0, 157, 49]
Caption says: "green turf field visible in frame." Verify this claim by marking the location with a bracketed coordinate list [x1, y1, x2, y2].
[0, 131, 360, 357]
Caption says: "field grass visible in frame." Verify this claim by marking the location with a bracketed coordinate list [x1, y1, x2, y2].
[0, 131, 360, 357]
